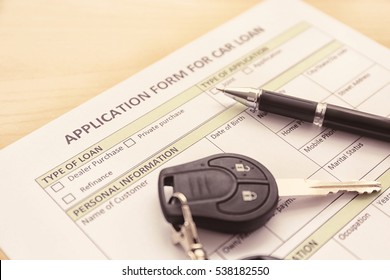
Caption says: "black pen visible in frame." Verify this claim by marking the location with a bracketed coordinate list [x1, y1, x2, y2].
[217, 87, 390, 142]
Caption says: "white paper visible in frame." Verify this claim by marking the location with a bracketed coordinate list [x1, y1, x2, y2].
[1, 0, 389, 259]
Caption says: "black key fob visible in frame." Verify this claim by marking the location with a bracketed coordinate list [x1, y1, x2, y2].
[158, 153, 279, 233]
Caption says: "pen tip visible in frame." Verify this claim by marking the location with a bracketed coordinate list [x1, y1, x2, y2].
[215, 86, 225, 92]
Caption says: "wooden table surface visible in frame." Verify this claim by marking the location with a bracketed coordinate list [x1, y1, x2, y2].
[0, 0, 389, 259]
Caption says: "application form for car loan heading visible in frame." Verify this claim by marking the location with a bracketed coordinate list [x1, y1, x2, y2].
[1, 0, 389, 259]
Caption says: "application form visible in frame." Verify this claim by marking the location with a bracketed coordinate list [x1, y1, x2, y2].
[1, 0, 389, 259]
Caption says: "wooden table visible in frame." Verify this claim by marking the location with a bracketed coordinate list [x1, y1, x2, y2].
[0, 0, 389, 259]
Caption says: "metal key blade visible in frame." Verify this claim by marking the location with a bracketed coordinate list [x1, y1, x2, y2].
[276, 179, 381, 196]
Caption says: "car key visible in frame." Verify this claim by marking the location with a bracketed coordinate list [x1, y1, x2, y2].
[158, 153, 381, 234]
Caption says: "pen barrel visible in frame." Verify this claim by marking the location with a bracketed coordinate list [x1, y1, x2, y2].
[259, 90, 317, 122]
[258, 90, 390, 142]
[323, 104, 390, 142]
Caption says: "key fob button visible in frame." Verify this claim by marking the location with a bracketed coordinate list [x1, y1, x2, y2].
[218, 184, 269, 214]
[209, 156, 267, 180]
[165, 169, 234, 201]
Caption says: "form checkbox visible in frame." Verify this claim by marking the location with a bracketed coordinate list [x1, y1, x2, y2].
[209, 87, 219, 95]
[51, 182, 64, 192]
[124, 138, 136, 148]
[242, 67, 253, 74]
[62, 193, 76, 204]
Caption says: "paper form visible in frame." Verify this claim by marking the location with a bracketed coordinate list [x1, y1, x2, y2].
[1, 0, 389, 259]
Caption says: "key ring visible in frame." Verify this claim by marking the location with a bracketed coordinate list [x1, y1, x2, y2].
[169, 192, 208, 260]
[169, 192, 279, 260]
